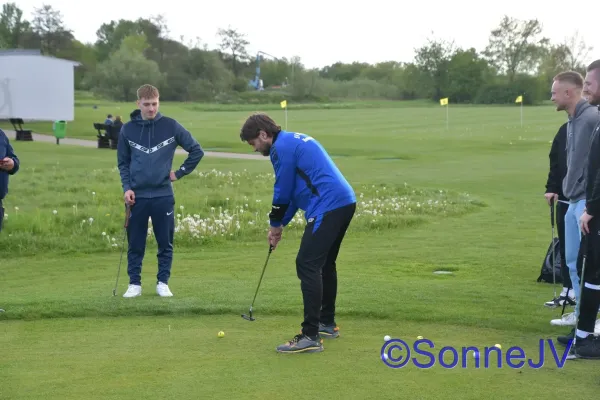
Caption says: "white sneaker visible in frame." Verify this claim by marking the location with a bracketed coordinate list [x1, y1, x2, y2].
[156, 282, 173, 297]
[123, 284, 142, 298]
[550, 312, 576, 326]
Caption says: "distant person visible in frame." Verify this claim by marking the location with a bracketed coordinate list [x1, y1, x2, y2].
[111, 116, 124, 141]
[239, 113, 356, 354]
[113, 116, 123, 130]
[549, 71, 600, 332]
[568, 60, 600, 358]
[117, 84, 205, 298]
[0, 128, 20, 233]
[544, 122, 573, 307]
[105, 114, 113, 125]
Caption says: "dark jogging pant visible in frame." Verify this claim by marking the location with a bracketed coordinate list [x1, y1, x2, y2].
[296, 202, 356, 338]
[556, 200, 572, 288]
[0, 198, 4, 233]
[126, 195, 175, 286]
[576, 217, 600, 334]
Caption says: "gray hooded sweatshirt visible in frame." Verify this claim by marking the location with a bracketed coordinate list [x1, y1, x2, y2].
[563, 99, 600, 201]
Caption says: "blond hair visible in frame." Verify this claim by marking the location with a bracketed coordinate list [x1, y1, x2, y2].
[553, 71, 584, 88]
[137, 84, 160, 100]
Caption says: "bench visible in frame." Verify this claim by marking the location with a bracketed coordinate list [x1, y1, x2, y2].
[94, 123, 121, 149]
[94, 123, 110, 148]
[10, 118, 33, 141]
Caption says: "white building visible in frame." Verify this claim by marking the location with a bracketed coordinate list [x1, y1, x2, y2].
[0, 49, 80, 121]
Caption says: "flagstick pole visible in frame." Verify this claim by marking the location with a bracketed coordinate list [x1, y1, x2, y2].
[446, 104, 449, 130]
[285, 107, 288, 130]
[520, 101, 523, 128]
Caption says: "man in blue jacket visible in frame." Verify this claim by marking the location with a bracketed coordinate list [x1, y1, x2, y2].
[0, 128, 19, 233]
[117, 84, 204, 298]
[239, 113, 356, 354]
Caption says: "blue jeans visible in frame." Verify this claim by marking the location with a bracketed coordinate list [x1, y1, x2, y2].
[565, 199, 586, 315]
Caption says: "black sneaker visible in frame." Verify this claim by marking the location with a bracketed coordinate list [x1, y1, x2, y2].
[318, 323, 340, 339]
[276, 334, 324, 354]
[573, 335, 600, 359]
[545, 295, 576, 308]
[557, 328, 575, 346]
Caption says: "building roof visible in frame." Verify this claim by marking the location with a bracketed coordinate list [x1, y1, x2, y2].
[0, 49, 81, 66]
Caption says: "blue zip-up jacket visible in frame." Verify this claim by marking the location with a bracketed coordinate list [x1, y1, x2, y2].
[269, 130, 356, 227]
[0, 128, 20, 200]
[117, 109, 204, 199]
[280, 184, 311, 226]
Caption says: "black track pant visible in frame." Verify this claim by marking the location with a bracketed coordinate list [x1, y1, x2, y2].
[557, 201, 572, 288]
[576, 217, 600, 335]
[296, 202, 356, 338]
[0, 198, 4, 233]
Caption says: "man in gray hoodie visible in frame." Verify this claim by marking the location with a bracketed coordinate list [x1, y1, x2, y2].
[549, 71, 600, 329]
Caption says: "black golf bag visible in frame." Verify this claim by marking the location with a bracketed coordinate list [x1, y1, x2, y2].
[537, 237, 563, 284]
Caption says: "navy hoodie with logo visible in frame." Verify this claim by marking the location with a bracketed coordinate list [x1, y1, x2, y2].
[0, 128, 20, 201]
[117, 109, 204, 199]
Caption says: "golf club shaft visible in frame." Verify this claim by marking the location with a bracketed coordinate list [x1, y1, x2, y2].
[113, 204, 131, 295]
[550, 200, 557, 299]
[249, 245, 273, 307]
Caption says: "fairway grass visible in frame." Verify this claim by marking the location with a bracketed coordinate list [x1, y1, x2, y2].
[2, 315, 595, 400]
[1, 103, 593, 399]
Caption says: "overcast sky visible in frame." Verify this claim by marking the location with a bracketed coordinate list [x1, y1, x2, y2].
[15, 0, 598, 69]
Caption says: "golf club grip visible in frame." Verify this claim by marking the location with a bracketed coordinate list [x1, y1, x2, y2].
[124, 204, 131, 228]
[550, 200, 555, 226]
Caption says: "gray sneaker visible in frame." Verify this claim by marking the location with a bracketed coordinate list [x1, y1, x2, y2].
[319, 323, 340, 339]
[276, 334, 324, 354]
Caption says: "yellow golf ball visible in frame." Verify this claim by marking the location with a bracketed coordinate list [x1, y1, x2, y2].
[417, 336, 423, 340]
[218, 331, 225, 338]
[494, 344, 501, 349]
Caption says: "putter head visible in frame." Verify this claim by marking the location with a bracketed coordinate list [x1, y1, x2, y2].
[241, 313, 255, 321]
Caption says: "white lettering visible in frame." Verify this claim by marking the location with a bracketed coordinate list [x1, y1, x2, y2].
[129, 137, 175, 154]
[293, 133, 314, 142]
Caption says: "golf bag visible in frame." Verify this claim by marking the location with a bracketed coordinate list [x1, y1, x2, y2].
[537, 237, 563, 284]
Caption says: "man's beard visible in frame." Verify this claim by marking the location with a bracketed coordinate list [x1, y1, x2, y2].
[261, 144, 271, 156]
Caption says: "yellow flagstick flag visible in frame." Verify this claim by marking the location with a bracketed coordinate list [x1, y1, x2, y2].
[280, 100, 288, 130]
[515, 95, 523, 127]
[440, 98, 449, 129]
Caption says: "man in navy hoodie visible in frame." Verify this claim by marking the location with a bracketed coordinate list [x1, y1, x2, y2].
[239, 113, 356, 354]
[0, 128, 19, 233]
[117, 84, 204, 298]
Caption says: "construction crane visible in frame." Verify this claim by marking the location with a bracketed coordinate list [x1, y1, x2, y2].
[249, 51, 280, 90]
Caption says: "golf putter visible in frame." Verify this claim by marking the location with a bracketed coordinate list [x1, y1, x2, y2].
[242, 245, 274, 321]
[112, 203, 131, 296]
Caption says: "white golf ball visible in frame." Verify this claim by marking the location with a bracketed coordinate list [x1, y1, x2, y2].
[384, 335, 391, 341]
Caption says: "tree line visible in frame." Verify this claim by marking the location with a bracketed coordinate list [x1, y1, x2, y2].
[0, 2, 594, 105]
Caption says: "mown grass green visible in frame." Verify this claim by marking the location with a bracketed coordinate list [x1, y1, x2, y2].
[2, 102, 592, 400]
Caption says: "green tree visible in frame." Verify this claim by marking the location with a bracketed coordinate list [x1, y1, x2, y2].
[87, 42, 163, 101]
